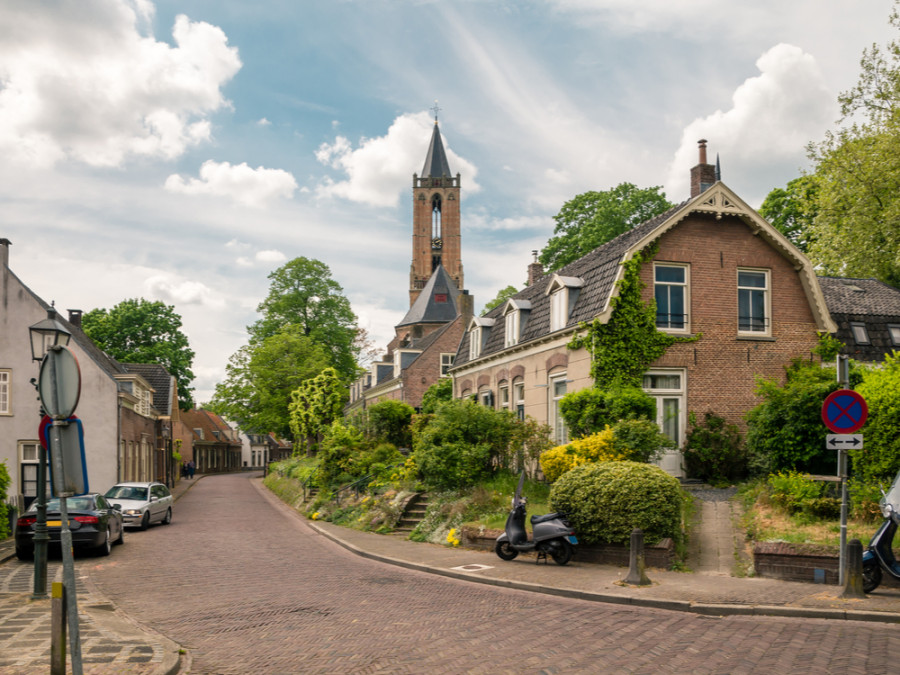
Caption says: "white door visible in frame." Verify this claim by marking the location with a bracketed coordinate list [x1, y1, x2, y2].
[642, 370, 685, 478]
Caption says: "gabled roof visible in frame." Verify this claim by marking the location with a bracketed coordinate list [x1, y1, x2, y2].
[397, 264, 461, 327]
[421, 122, 453, 178]
[453, 182, 837, 369]
[182, 408, 241, 446]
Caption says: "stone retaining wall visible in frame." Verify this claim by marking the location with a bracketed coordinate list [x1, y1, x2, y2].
[753, 542, 840, 584]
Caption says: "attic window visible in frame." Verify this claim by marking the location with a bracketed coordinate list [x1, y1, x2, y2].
[434, 293, 448, 304]
[851, 322, 870, 345]
[889, 324, 900, 347]
[545, 275, 584, 332]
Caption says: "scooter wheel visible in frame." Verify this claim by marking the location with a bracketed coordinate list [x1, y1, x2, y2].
[550, 539, 574, 566]
[862, 560, 882, 593]
[495, 541, 519, 561]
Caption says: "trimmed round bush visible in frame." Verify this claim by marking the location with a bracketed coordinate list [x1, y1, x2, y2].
[549, 461, 684, 545]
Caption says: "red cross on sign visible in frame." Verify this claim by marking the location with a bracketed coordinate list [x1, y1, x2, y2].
[821, 390, 868, 434]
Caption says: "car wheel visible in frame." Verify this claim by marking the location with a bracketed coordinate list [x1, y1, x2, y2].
[162, 508, 172, 525]
[15, 547, 33, 561]
[114, 523, 125, 545]
[96, 527, 112, 557]
[140, 511, 150, 531]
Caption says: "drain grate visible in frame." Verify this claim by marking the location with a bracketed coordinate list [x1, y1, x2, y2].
[451, 564, 493, 572]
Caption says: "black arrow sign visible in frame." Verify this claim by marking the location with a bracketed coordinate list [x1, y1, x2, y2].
[827, 436, 862, 448]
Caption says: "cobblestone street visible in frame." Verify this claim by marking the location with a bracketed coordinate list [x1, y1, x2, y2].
[70, 472, 899, 674]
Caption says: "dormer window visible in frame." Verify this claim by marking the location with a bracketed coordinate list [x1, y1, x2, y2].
[468, 317, 495, 360]
[545, 275, 584, 332]
[502, 299, 532, 348]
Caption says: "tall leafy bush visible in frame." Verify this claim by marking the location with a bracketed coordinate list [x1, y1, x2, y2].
[366, 400, 415, 448]
[683, 411, 748, 484]
[0, 461, 9, 539]
[559, 385, 656, 439]
[854, 352, 900, 481]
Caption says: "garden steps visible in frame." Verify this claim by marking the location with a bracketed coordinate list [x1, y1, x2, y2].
[395, 493, 429, 533]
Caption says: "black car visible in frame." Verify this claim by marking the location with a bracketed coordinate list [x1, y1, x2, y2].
[15, 493, 125, 560]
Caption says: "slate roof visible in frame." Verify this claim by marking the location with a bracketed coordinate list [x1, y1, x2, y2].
[421, 122, 453, 178]
[396, 264, 461, 327]
[182, 409, 241, 447]
[818, 276, 900, 362]
[123, 363, 174, 415]
[453, 201, 687, 368]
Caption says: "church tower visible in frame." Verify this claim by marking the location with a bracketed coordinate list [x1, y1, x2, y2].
[410, 111, 463, 306]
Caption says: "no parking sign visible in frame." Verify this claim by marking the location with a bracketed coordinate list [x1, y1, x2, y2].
[821, 389, 868, 434]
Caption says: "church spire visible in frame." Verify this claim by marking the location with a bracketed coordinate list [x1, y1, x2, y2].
[421, 103, 452, 178]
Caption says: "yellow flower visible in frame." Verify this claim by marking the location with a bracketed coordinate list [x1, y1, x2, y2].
[311, 512, 319, 520]
[446, 528, 461, 547]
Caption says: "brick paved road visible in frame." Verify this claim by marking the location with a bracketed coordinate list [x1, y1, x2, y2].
[87, 473, 900, 674]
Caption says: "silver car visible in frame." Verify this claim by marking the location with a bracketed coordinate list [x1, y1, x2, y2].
[104, 482, 173, 530]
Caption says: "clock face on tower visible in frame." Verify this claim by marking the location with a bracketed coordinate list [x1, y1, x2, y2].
[431, 238, 443, 250]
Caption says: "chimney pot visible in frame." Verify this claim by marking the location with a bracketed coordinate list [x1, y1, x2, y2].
[698, 139, 708, 165]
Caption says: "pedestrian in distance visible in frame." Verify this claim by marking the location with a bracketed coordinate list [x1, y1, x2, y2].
[188, 460, 195, 479]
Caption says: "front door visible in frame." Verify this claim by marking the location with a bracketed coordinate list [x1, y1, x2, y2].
[642, 370, 685, 478]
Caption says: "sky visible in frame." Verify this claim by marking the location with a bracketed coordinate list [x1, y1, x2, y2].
[0, 0, 896, 404]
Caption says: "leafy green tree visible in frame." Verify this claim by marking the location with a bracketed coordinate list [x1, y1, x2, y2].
[803, 4, 900, 286]
[420, 377, 453, 414]
[481, 285, 518, 315]
[758, 175, 819, 253]
[82, 298, 196, 409]
[208, 327, 330, 440]
[854, 353, 900, 481]
[251, 257, 360, 380]
[366, 400, 415, 448]
[288, 367, 347, 454]
[539, 183, 673, 273]
[0, 461, 10, 539]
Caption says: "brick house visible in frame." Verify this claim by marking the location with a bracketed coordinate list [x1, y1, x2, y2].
[449, 142, 837, 477]
[818, 276, 900, 363]
[347, 117, 470, 413]
[181, 408, 242, 473]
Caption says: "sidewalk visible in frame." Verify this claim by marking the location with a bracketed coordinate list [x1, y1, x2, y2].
[3, 474, 900, 674]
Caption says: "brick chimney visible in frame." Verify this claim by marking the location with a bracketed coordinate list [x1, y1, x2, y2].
[0, 238, 10, 269]
[457, 290, 474, 324]
[67, 309, 83, 329]
[690, 139, 717, 197]
[527, 250, 543, 286]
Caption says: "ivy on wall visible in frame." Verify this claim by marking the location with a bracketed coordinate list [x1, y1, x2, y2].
[568, 244, 699, 387]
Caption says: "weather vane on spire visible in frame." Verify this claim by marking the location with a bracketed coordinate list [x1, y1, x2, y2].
[431, 99, 441, 124]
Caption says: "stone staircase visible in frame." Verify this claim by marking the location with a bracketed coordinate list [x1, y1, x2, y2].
[395, 493, 429, 534]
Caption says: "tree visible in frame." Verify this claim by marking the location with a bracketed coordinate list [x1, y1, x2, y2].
[208, 327, 330, 440]
[288, 367, 347, 454]
[82, 298, 196, 409]
[481, 285, 518, 315]
[803, 4, 900, 286]
[539, 183, 673, 273]
[758, 175, 819, 253]
[420, 377, 452, 414]
[250, 257, 360, 380]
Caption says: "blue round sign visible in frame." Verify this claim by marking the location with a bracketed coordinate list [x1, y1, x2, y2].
[821, 390, 868, 433]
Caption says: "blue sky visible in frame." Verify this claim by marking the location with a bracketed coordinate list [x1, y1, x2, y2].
[0, 0, 895, 402]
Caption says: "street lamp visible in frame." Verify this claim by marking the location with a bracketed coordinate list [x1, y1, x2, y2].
[28, 307, 71, 599]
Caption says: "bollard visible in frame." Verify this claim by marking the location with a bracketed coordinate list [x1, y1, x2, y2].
[841, 538, 866, 598]
[624, 528, 652, 586]
[51, 582, 67, 675]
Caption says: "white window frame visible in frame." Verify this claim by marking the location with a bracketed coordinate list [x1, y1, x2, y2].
[642, 369, 686, 478]
[0, 369, 10, 415]
[479, 388, 494, 408]
[653, 263, 690, 333]
[889, 324, 900, 347]
[513, 379, 525, 421]
[850, 322, 870, 345]
[549, 289, 567, 332]
[469, 326, 482, 359]
[737, 268, 771, 336]
[505, 310, 520, 347]
[440, 352, 455, 376]
[548, 372, 568, 444]
[19, 440, 42, 501]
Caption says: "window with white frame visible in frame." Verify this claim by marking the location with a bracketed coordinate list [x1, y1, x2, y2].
[479, 388, 494, 408]
[737, 269, 770, 334]
[440, 353, 455, 376]
[19, 441, 41, 504]
[654, 264, 689, 331]
[889, 324, 900, 347]
[549, 373, 568, 443]
[851, 322, 870, 345]
[0, 369, 9, 415]
[469, 327, 482, 359]
[505, 310, 520, 347]
[642, 370, 686, 477]
[513, 379, 525, 420]
[549, 289, 567, 332]
[498, 383, 509, 410]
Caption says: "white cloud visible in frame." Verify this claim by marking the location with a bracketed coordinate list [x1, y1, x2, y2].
[144, 275, 225, 308]
[255, 249, 287, 264]
[664, 43, 836, 204]
[257, 117, 271, 127]
[0, 3, 242, 168]
[165, 160, 298, 207]
[315, 111, 480, 208]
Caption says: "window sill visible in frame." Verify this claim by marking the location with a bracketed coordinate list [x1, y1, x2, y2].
[736, 335, 776, 342]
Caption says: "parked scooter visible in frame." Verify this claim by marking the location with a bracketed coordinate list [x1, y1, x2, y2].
[862, 468, 900, 593]
[495, 471, 578, 565]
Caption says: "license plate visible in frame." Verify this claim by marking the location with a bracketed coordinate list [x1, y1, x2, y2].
[566, 535, 578, 545]
[47, 520, 62, 527]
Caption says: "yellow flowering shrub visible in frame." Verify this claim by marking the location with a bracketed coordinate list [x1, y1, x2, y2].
[446, 528, 461, 547]
[540, 426, 626, 483]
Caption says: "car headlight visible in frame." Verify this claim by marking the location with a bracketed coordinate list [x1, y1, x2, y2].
[124, 509, 142, 516]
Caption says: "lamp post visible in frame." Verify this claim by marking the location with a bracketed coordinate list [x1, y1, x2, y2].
[28, 307, 71, 600]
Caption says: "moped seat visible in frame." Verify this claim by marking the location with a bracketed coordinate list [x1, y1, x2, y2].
[531, 513, 562, 525]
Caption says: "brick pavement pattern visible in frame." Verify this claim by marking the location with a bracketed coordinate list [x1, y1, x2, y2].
[82, 472, 900, 674]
